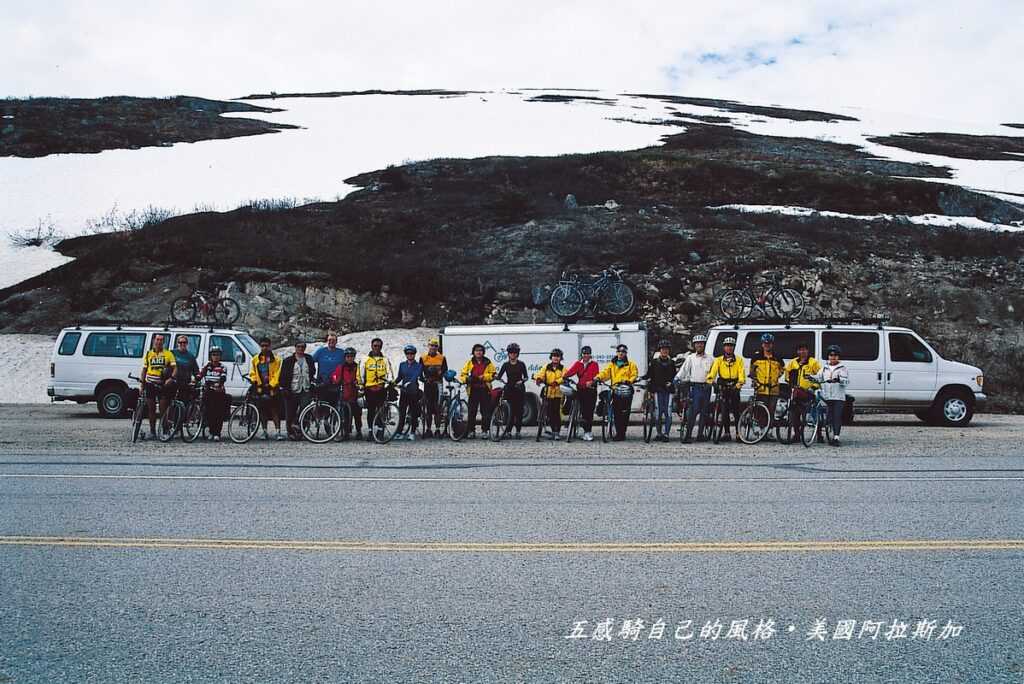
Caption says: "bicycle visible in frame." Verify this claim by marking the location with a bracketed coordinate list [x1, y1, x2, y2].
[535, 382, 559, 442]
[639, 381, 656, 444]
[598, 381, 633, 443]
[717, 274, 805, 321]
[549, 268, 636, 320]
[228, 377, 262, 444]
[488, 383, 513, 442]
[439, 376, 469, 442]
[562, 379, 582, 443]
[170, 289, 241, 326]
[181, 382, 215, 442]
[674, 382, 711, 443]
[773, 386, 795, 444]
[159, 380, 196, 442]
[800, 388, 833, 448]
[737, 381, 775, 445]
[708, 378, 740, 444]
[127, 373, 147, 443]
[298, 382, 343, 444]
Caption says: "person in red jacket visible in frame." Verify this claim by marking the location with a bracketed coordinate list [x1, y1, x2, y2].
[563, 345, 601, 442]
[330, 347, 363, 440]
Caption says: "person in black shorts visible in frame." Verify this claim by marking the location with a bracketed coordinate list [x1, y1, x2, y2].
[495, 342, 528, 438]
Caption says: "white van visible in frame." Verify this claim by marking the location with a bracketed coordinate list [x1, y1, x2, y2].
[704, 321, 986, 427]
[48, 325, 262, 417]
[440, 322, 648, 423]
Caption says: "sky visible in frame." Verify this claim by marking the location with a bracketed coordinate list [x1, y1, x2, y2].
[2, 0, 1022, 123]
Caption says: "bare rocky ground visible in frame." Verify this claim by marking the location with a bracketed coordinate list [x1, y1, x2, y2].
[1, 404, 1021, 460]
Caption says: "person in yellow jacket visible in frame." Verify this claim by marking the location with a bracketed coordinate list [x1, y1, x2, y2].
[459, 343, 497, 438]
[361, 337, 393, 431]
[249, 337, 284, 440]
[706, 336, 745, 442]
[784, 341, 822, 441]
[533, 348, 566, 439]
[596, 344, 639, 441]
[747, 332, 785, 421]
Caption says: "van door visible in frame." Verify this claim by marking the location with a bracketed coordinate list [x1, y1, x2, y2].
[884, 331, 938, 407]
[821, 331, 884, 407]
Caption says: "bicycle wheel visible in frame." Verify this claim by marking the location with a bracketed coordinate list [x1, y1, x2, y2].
[182, 400, 205, 442]
[448, 399, 469, 442]
[213, 298, 241, 326]
[130, 399, 145, 443]
[549, 284, 584, 319]
[642, 395, 656, 443]
[718, 289, 753, 320]
[711, 400, 726, 444]
[771, 288, 805, 320]
[300, 401, 342, 444]
[774, 399, 793, 444]
[490, 401, 509, 442]
[371, 402, 400, 444]
[170, 297, 196, 324]
[737, 402, 771, 445]
[535, 397, 548, 442]
[800, 405, 818, 448]
[159, 401, 184, 442]
[336, 401, 353, 440]
[566, 401, 580, 443]
[228, 402, 260, 443]
[603, 281, 635, 316]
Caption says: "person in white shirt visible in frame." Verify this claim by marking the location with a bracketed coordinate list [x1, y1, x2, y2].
[810, 344, 850, 447]
[675, 334, 715, 443]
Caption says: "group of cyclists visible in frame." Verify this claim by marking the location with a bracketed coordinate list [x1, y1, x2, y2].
[136, 330, 850, 447]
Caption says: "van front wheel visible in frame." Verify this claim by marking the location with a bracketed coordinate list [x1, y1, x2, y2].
[931, 389, 974, 427]
[96, 382, 129, 419]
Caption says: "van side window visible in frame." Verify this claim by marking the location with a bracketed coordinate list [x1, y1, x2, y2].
[740, 332, 814, 360]
[58, 332, 82, 355]
[210, 335, 241, 362]
[889, 333, 932, 363]
[822, 332, 879, 361]
[83, 333, 147, 358]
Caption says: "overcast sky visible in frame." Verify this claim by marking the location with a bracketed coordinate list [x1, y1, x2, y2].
[3, 0, 1021, 122]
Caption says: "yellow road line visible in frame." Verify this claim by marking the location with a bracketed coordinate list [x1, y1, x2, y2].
[2, 473, 1024, 483]
[0, 536, 1022, 553]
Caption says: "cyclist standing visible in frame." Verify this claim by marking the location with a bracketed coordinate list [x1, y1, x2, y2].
[495, 342, 528, 439]
[419, 338, 448, 438]
[312, 331, 345, 407]
[280, 341, 315, 440]
[534, 348, 566, 440]
[748, 332, 785, 425]
[395, 345, 424, 441]
[361, 337, 393, 430]
[597, 344, 639, 441]
[196, 346, 229, 441]
[643, 339, 677, 442]
[171, 335, 199, 388]
[458, 343, 496, 439]
[332, 347, 363, 440]
[675, 334, 714, 443]
[563, 345, 600, 442]
[810, 344, 849, 447]
[140, 333, 176, 440]
[784, 341, 822, 442]
[706, 336, 745, 442]
[249, 337, 284, 440]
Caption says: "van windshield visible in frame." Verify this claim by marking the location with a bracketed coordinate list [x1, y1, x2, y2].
[236, 333, 260, 356]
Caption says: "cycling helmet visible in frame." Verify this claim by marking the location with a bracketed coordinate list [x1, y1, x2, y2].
[344, 347, 356, 356]
[506, 343, 521, 353]
[550, 348, 563, 357]
[722, 337, 737, 346]
[616, 344, 628, 352]
[826, 344, 842, 355]
[657, 339, 671, 350]
[472, 343, 485, 353]
[691, 334, 708, 344]
[209, 346, 222, 354]
[444, 369, 458, 381]
[428, 337, 440, 346]
[761, 333, 775, 343]
[580, 345, 592, 355]
[403, 344, 417, 354]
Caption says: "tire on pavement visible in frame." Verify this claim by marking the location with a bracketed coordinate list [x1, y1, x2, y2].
[96, 381, 130, 419]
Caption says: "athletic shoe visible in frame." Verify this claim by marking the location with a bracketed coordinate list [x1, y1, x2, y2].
[551, 432, 561, 441]
[262, 430, 270, 441]
[276, 433, 285, 441]
[831, 437, 840, 447]
[212, 435, 221, 442]
[482, 431, 490, 440]
[408, 433, 416, 442]
[515, 429, 522, 439]
[583, 432, 594, 442]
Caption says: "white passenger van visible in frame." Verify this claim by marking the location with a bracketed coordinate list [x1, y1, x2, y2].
[48, 325, 261, 417]
[440, 322, 648, 423]
[704, 321, 986, 427]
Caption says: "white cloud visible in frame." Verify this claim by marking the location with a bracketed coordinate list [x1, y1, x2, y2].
[1, 0, 1021, 122]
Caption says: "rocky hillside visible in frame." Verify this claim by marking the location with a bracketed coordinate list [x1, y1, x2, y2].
[3, 122, 1024, 410]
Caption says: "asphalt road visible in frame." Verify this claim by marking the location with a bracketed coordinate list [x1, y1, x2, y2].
[1, 405, 1023, 682]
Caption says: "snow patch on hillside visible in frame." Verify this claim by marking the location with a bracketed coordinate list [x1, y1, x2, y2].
[0, 241, 74, 289]
[707, 204, 1024, 231]
[0, 334, 55, 404]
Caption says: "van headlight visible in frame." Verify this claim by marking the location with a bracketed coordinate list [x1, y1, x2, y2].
[976, 375, 984, 388]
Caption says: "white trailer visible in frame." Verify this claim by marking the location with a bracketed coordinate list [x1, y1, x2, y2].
[439, 322, 648, 423]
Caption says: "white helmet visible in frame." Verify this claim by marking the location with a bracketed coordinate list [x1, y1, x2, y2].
[691, 334, 708, 343]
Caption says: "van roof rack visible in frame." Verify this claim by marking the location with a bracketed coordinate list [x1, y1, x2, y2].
[71, 319, 232, 331]
[719, 316, 889, 330]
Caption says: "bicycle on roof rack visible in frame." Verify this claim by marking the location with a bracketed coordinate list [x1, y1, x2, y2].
[170, 290, 241, 327]
[717, 274, 804, 321]
[549, 268, 636, 320]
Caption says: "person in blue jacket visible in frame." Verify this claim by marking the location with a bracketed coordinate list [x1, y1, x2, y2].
[395, 344, 425, 440]
[312, 331, 345, 404]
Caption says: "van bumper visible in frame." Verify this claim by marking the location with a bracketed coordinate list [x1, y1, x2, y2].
[974, 392, 987, 410]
